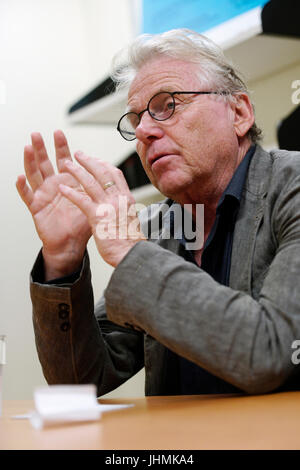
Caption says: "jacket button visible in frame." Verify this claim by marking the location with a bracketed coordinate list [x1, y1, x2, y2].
[58, 303, 69, 311]
[60, 322, 71, 332]
[58, 310, 69, 320]
[58, 303, 70, 319]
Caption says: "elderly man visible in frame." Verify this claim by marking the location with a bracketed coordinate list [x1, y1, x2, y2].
[16, 29, 300, 395]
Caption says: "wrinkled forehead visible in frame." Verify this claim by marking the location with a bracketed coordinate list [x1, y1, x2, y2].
[127, 56, 204, 111]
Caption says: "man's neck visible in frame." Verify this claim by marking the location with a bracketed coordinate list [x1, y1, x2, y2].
[175, 139, 252, 254]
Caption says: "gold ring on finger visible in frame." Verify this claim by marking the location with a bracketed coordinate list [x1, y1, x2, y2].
[103, 181, 116, 190]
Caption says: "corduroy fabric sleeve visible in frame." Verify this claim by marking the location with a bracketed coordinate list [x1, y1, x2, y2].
[30, 250, 144, 396]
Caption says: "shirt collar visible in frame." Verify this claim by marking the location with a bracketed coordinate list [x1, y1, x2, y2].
[217, 144, 256, 211]
[167, 144, 256, 248]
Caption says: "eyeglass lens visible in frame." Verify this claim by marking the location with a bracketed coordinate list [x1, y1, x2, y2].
[148, 92, 175, 120]
[118, 113, 139, 140]
[118, 92, 175, 141]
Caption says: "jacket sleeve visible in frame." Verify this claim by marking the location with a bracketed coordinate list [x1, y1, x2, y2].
[30, 250, 144, 396]
[104, 173, 300, 395]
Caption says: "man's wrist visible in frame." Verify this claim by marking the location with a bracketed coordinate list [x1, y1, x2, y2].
[110, 238, 147, 268]
[42, 247, 85, 282]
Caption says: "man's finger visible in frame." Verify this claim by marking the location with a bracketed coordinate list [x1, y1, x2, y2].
[16, 175, 34, 209]
[31, 132, 55, 179]
[59, 184, 94, 219]
[54, 130, 73, 172]
[24, 145, 44, 191]
[74, 152, 122, 194]
[63, 160, 103, 202]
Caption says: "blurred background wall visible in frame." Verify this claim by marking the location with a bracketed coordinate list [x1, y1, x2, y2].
[0, 0, 299, 399]
[0, 0, 145, 399]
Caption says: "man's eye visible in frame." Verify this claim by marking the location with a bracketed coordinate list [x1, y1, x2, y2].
[162, 100, 175, 112]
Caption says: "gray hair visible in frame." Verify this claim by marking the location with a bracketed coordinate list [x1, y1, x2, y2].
[111, 28, 262, 143]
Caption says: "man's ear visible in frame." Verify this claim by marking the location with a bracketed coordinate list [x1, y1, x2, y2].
[232, 93, 255, 138]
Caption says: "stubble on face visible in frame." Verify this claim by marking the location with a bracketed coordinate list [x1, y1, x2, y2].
[129, 57, 242, 206]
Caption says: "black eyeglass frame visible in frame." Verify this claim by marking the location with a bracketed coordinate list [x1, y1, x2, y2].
[117, 90, 229, 141]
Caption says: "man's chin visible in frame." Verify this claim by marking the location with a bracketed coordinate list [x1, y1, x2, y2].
[153, 179, 188, 201]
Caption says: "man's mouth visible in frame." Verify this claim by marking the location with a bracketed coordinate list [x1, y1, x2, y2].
[149, 153, 171, 166]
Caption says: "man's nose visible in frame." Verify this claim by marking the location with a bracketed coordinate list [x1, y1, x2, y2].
[135, 112, 164, 143]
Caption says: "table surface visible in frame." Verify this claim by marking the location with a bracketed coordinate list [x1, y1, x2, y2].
[1, 391, 300, 450]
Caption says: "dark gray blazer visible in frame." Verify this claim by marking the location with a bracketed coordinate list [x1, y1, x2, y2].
[30, 145, 300, 396]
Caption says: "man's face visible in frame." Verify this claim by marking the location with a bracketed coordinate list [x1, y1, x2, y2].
[127, 56, 243, 202]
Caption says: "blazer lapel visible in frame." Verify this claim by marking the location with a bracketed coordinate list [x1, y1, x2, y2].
[229, 145, 272, 293]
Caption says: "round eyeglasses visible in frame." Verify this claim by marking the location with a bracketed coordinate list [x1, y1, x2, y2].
[117, 90, 228, 141]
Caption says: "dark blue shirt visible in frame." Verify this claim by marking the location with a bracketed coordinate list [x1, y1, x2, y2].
[176, 145, 256, 394]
